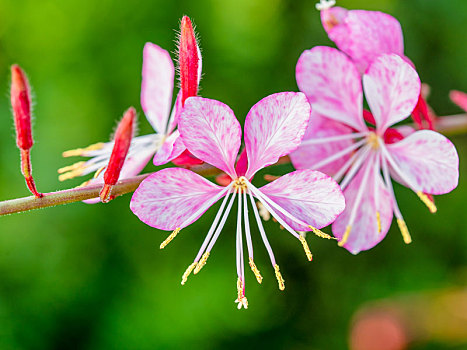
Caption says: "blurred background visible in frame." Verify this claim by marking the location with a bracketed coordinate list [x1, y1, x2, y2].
[0, 0, 466, 349]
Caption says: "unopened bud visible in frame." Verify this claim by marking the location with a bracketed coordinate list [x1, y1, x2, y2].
[10, 64, 42, 198]
[99, 107, 136, 203]
[179, 16, 200, 106]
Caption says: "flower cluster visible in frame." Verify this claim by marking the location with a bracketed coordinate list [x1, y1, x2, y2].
[4, 2, 462, 310]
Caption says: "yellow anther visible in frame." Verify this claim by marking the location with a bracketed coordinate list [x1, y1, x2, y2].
[77, 180, 91, 188]
[274, 264, 285, 291]
[181, 262, 197, 285]
[416, 191, 437, 213]
[160, 228, 181, 249]
[249, 258, 263, 284]
[58, 168, 85, 181]
[397, 219, 412, 244]
[235, 277, 248, 309]
[338, 225, 352, 247]
[376, 211, 382, 233]
[308, 225, 336, 240]
[94, 166, 106, 179]
[299, 235, 313, 261]
[62, 142, 105, 157]
[366, 132, 380, 150]
[257, 201, 270, 221]
[58, 161, 86, 174]
[194, 251, 210, 274]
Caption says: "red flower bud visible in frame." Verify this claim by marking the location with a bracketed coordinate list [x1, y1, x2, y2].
[100, 107, 136, 203]
[179, 16, 200, 106]
[10, 64, 42, 198]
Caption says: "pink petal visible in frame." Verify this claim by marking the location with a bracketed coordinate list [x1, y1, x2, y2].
[387, 130, 459, 195]
[296, 46, 366, 131]
[290, 112, 354, 175]
[130, 168, 225, 230]
[141, 42, 174, 134]
[363, 54, 420, 133]
[332, 159, 393, 254]
[244, 92, 311, 179]
[259, 169, 345, 231]
[322, 7, 404, 73]
[153, 130, 186, 166]
[166, 92, 182, 135]
[178, 97, 242, 178]
[450, 90, 467, 112]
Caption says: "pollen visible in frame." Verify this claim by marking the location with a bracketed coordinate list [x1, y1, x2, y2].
[257, 201, 270, 221]
[274, 264, 285, 291]
[160, 228, 181, 249]
[249, 258, 263, 284]
[62, 142, 105, 157]
[397, 219, 412, 244]
[194, 251, 210, 274]
[376, 211, 382, 233]
[57, 161, 86, 181]
[235, 277, 248, 310]
[338, 225, 352, 247]
[416, 191, 437, 213]
[181, 262, 197, 285]
[366, 132, 380, 150]
[233, 177, 248, 191]
[308, 225, 336, 240]
[94, 166, 106, 179]
[299, 235, 313, 261]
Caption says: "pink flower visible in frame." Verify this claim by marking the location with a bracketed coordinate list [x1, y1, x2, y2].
[130, 92, 345, 309]
[58, 16, 202, 187]
[318, 2, 436, 130]
[450, 90, 467, 112]
[291, 47, 459, 254]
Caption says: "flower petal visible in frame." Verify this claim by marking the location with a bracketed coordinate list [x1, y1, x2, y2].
[296, 46, 366, 131]
[363, 54, 420, 133]
[386, 130, 459, 194]
[130, 168, 225, 230]
[332, 160, 393, 254]
[178, 97, 241, 178]
[141, 42, 174, 134]
[244, 92, 311, 179]
[290, 112, 354, 175]
[153, 130, 186, 166]
[322, 7, 404, 73]
[259, 169, 345, 231]
[450, 90, 467, 112]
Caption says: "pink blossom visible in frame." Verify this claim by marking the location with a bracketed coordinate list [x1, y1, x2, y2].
[318, 2, 437, 130]
[130, 92, 345, 308]
[58, 16, 202, 189]
[291, 47, 459, 254]
[450, 90, 467, 112]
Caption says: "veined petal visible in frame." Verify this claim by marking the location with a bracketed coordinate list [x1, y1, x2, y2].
[363, 54, 420, 133]
[332, 159, 393, 254]
[153, 130, 186, 166]
[322, 8, 404, 74]
[178, 97, 241, 178]
[259, 169, 345, 231]
[141, 42, 174, 134]
[290, 112, 355, 174]
[130, 168, 225, 230]
[386, 130, 459, 194]
[244, 92, 311, 179]
[296, 46, 366, 131]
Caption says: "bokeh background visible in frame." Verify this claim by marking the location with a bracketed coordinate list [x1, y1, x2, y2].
[0, 0, 466, 349]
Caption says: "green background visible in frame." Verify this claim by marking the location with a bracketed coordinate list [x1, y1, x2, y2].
[0, 0, 466, 349]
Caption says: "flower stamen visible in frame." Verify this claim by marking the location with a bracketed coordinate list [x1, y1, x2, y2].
[62, 142, 105, 157]
[181, 262, 197, 285]
[194, 251, 210, 274]
[416, 191, 437, 213]
[249, 258, 263, 284]
[338, 225, 352, 247]
[235, 277, 248, 310]
[397, 219, 412, 244]
[160, 227, 181, 249]
[299, 234, 313, 261]
[376, 211, 382, 233]
[315, 0, 336, 11]
[274, 264, 285, 291]
[308, 225, 335, 240]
